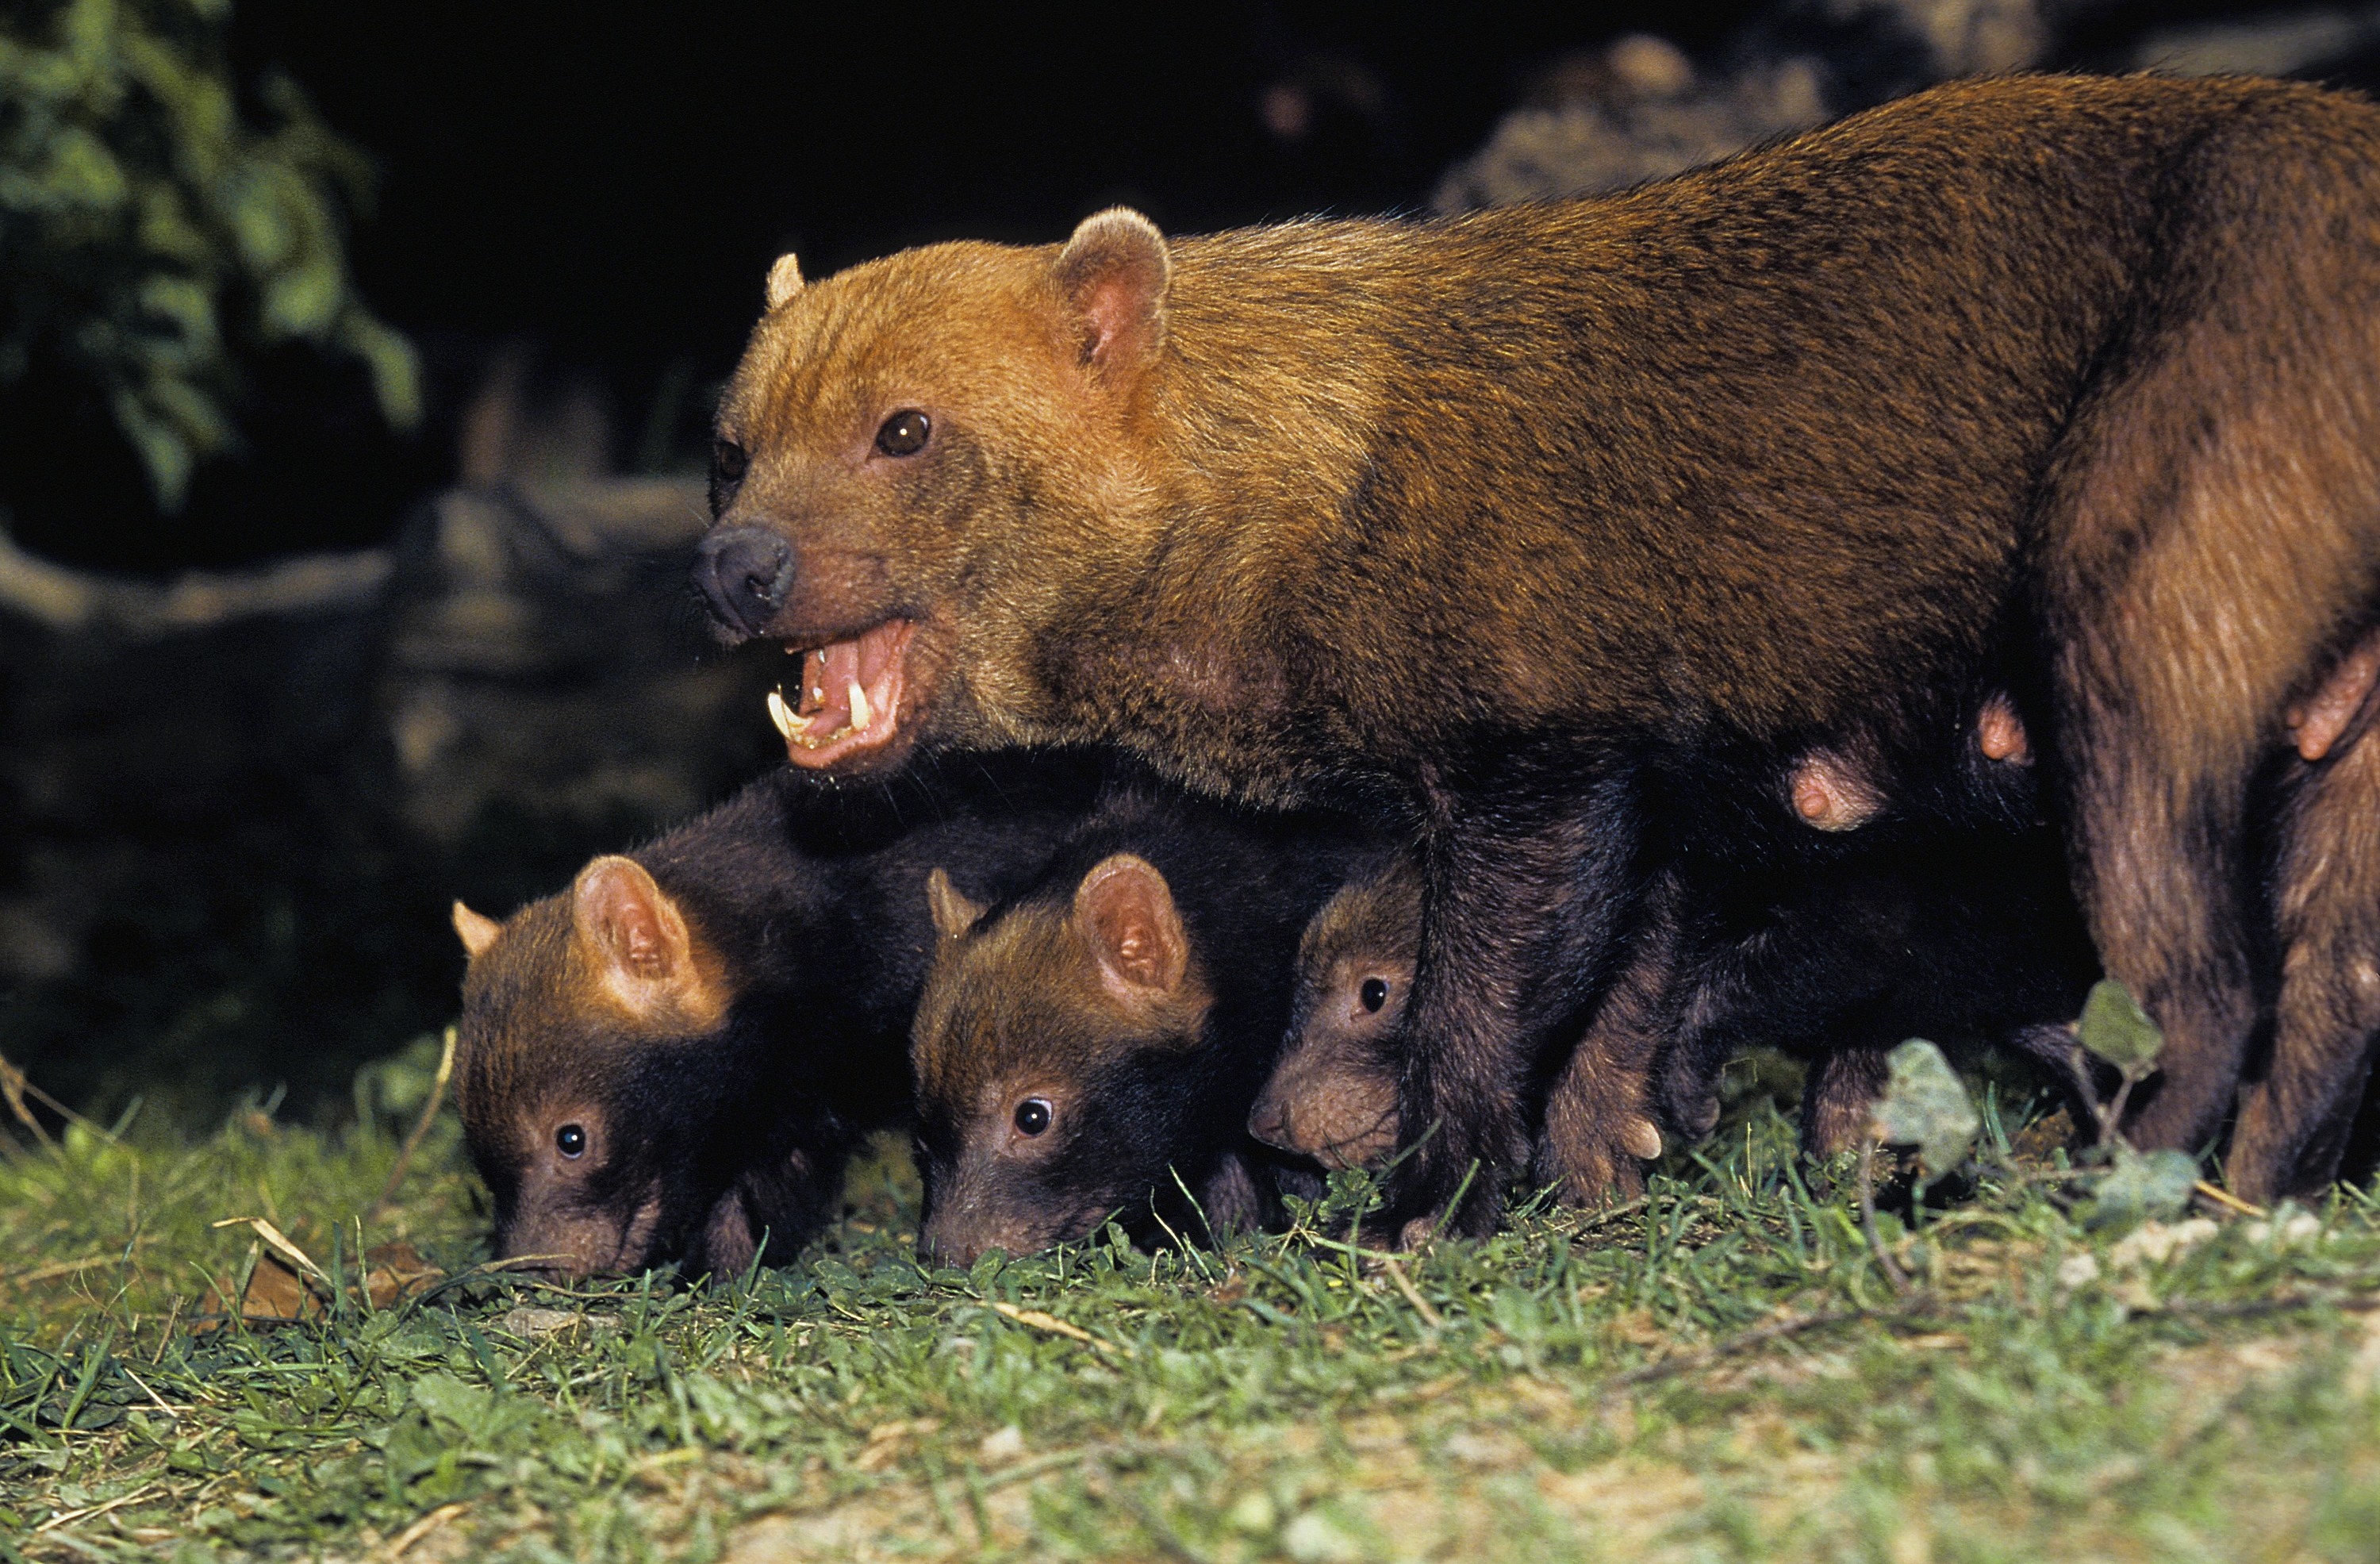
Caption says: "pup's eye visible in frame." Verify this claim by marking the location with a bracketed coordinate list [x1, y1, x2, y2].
[1012, 1097, 1052, 1136]
[712, 439, 747, 482]
[875, 409, 931, 457]
[555, 1124, 588, 1159]
[1360, 978, 1390, 1013]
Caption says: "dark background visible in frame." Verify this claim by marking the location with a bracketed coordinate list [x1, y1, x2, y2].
[13, 0, 2328, 573]
[6, 0, 2377, 1126]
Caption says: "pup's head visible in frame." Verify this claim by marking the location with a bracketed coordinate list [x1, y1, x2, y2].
[908, 852, 1222, 1266]
[697, 209, 1174, 774]
[1248, 859, 1419, 1170]
[451, 858, 765, 1278]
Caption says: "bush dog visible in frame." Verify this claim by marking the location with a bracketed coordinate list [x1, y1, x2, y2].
[450, 754, 1100, 1277]
[908, 791, 1383, 1265]
[1246, 854, 1421, 1174]
[1251, 839, 2102, 1187]
[1253, 705, 2098, 1188]
[698, 75, 2380, 1226]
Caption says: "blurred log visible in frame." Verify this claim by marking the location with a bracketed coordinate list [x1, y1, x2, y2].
[377, 478, 773, 847]
[0, 532, 394, 639]
[0, 475, 775, 1116]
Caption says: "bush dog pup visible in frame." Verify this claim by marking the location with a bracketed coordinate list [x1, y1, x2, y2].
[1255, 706, 2098, 1189]
[450, 754, 1100, 1277]
[1253, 839, 2100, 1188]
[700, 75, 2380, 1224]
[908, 791, 1384, 1265]
[1246, 855, 1421, 1173]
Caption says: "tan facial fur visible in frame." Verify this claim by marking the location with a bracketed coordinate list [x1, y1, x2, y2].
[1250, 863, 1419, 1169]
[909, 855, 1213, 1265]
[450, 862, 731, 1277]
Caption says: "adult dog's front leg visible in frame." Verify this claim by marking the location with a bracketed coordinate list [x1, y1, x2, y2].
[1388, 755, 1640, 1240]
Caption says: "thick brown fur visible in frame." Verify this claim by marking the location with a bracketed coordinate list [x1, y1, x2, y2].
[705, 75, 2380, 1227]
[1253, 806, 2103, 1201]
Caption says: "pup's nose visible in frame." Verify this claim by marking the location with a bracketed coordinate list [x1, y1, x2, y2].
[1247, 1093, 1293, 1151]
[695, 525, 796, 639]
[915, 1221, 977, 1269]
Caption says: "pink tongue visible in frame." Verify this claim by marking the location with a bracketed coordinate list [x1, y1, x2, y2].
[800, 642, 860, 729]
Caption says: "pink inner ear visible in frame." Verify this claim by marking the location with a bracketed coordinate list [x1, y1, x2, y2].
[1081, 275, 1146, 363]
[1079, 857, 1184, 992]
[1058, 212, 1168, 371]
[616, 911, 669, 974]
[1094, 904, 1165, 986]
[580, 862, 678, 979]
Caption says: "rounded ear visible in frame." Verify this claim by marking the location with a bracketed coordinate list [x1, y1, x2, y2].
[452, 901, 503, 959]
[925, 867, 988, 941]
[765, 252, 804, 309]
[1072, 853, 1189, 997]
[571, 858, 725, 1027]
[1054, 207, 1169, 379]
[574, 857, 687, 980]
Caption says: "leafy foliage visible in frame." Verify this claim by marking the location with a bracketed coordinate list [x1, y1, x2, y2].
[1869, 986, 2213, 1247]
[2089, 1144, 2206, 1229]
[1871, 1039, 1979, 1178]
[0, 0, 417, 509]
[2078, 977, 2167, 1079]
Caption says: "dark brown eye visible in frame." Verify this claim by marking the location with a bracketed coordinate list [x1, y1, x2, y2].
[1360, 978, 1390, 1013]
[1013, 1097, 1051, 1136]
[556, 1124, 587, 1159]
[875, 409, 930, 457]
[712, 439, 747, 482]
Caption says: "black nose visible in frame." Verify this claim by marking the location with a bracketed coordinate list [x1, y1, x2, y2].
[694, 525, 796, 639]
[1248, 1094, 1291, 1151]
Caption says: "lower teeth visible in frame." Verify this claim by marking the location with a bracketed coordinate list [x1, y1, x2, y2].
[768, 684, 859, 748]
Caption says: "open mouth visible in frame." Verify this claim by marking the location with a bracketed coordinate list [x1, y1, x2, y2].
[764, 618, 915, 768]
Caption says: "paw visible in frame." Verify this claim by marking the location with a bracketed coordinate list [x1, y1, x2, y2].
[1548, 1116, 1663, 1206]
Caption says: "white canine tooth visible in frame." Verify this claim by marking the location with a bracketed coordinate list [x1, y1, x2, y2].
[766, 688, 804, 740]
[846, 678, 873, 730]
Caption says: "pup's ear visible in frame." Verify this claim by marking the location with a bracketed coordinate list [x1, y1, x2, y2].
[572, 857, 721, 1023]
[925, 867, 987, 941]
[1073, 853, 1189, 999]
[452, 901, 503, 959]
[765, 252, 804, 309]
[1054, 207, 1169, 379]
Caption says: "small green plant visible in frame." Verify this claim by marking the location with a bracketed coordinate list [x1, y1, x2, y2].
[0, 0, 418, 509]
[1864, 981, 2205, 1274]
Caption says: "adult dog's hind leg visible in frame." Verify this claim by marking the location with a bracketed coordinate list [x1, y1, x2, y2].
[2231, 733, 2380, 1201]
[2038, 107, 2380, 1168]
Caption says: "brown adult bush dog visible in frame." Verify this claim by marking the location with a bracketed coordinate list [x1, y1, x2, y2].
[698, 75, 2380, 1229]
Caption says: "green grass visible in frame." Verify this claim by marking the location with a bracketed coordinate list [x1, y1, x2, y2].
[2, 1053, 2375, 1563]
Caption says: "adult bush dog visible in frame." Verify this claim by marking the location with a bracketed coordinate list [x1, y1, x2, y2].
[698, 75, 2380, 1231]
